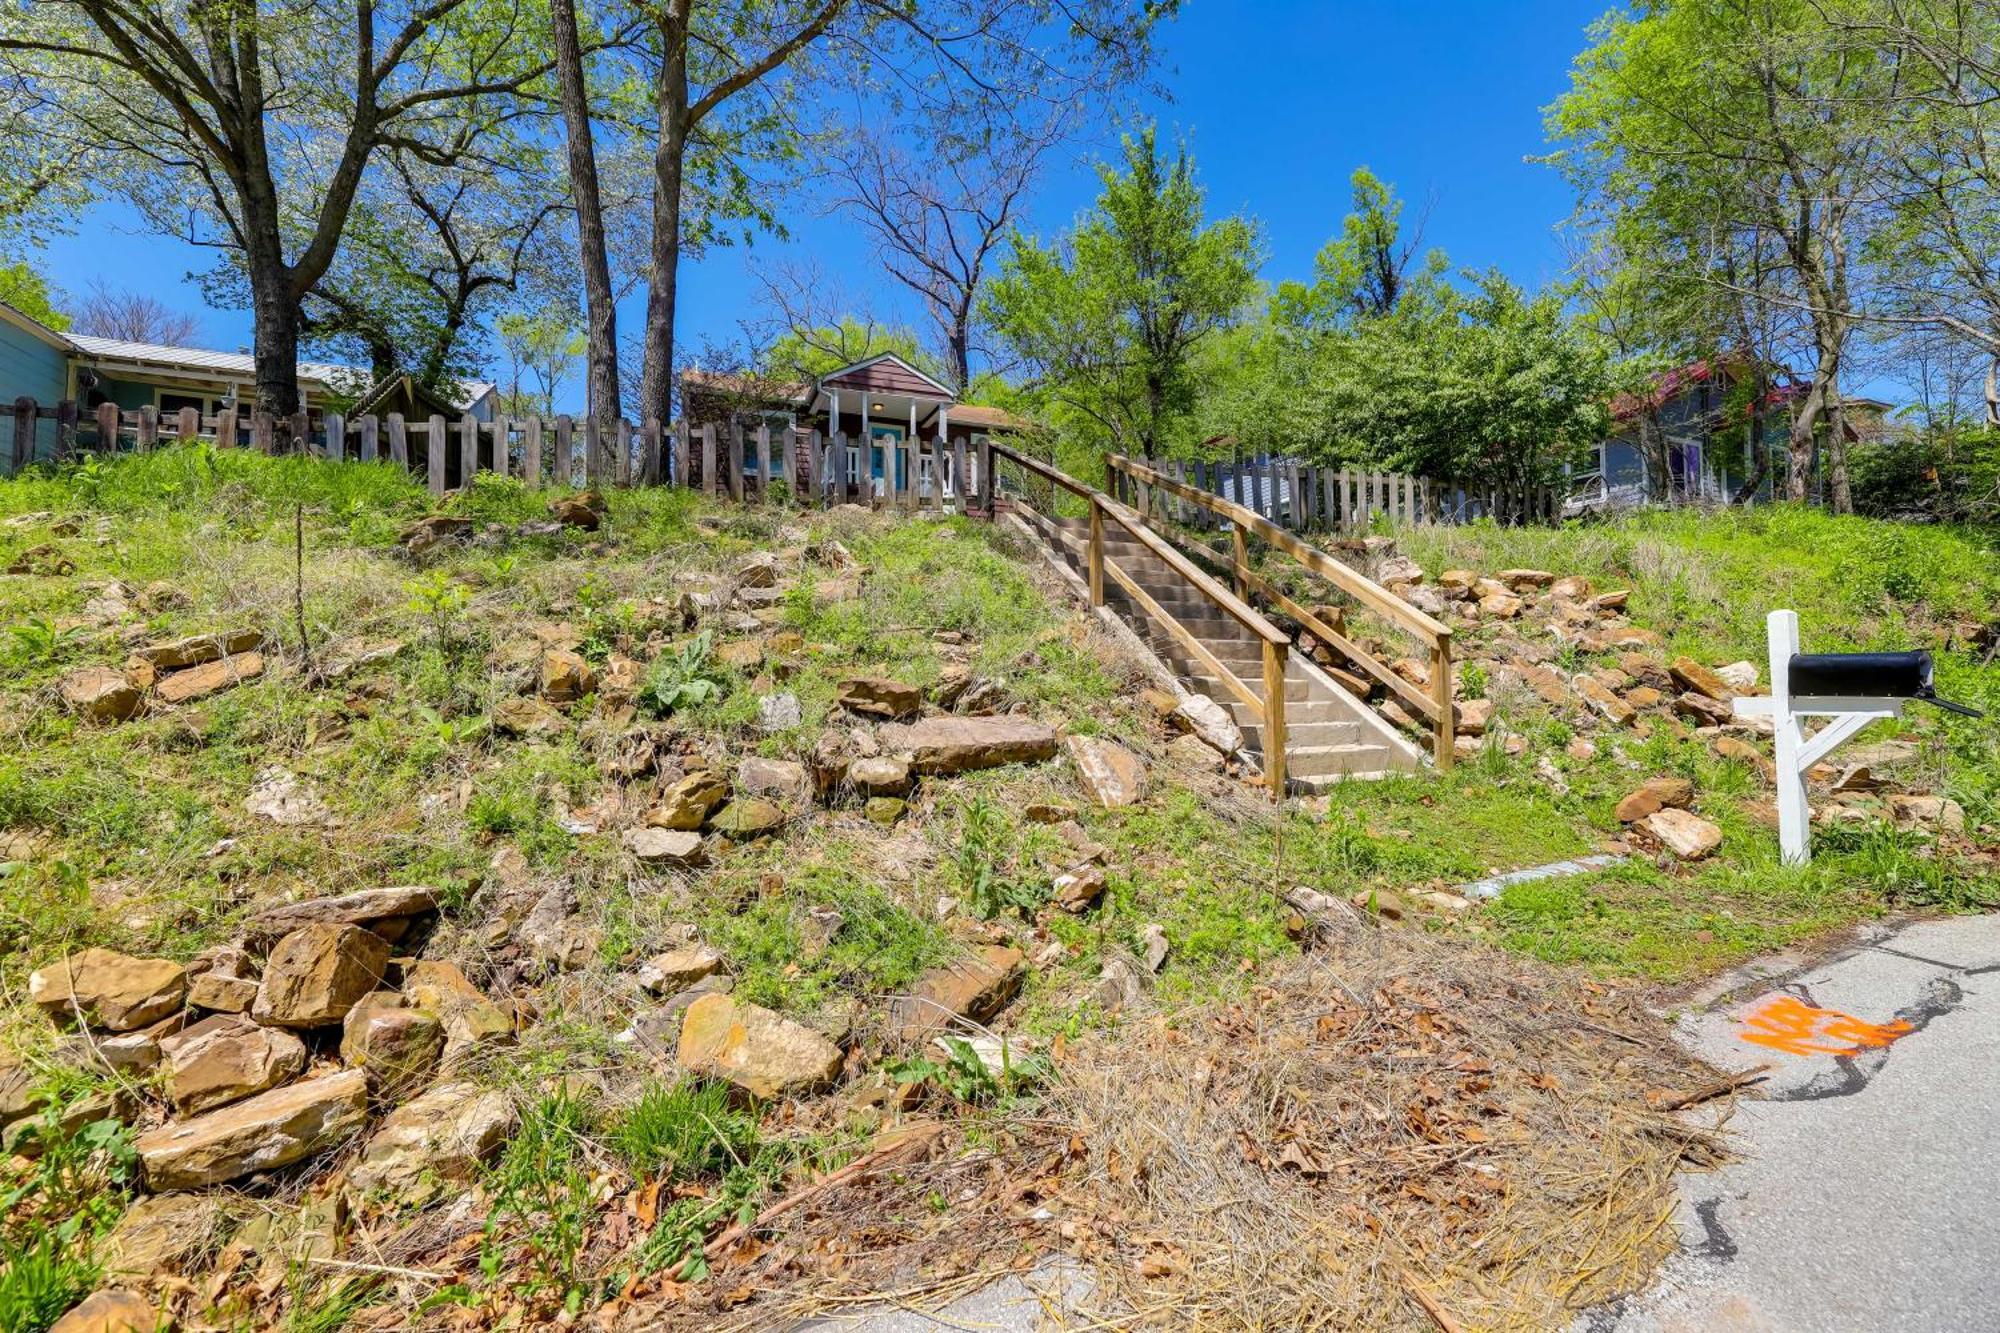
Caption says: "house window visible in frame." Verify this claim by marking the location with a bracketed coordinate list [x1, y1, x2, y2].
[845, 444, 862, 484]
[157, 392, 211, 418]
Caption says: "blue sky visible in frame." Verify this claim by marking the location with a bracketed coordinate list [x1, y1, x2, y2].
[36, 0, 1608, 406]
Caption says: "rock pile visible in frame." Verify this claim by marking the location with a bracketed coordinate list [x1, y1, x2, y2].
[58, 629, 268, 723]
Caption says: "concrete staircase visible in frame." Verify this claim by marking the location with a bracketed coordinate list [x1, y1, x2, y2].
[1030, 514, 1420, 787]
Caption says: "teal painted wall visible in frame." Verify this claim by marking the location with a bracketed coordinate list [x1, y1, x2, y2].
[0, 317, 68, 468]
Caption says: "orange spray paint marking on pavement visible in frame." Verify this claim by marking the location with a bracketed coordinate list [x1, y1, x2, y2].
[1737, 993, 1914, 1058]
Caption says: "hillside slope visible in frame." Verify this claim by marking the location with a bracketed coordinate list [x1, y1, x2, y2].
[0, 448, 1992, 1329]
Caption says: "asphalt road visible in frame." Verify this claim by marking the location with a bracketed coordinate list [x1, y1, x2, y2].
[1589, 913, 2000, 1333]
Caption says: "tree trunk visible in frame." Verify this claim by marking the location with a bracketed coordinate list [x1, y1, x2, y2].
[1786, 375, 1826, 503]
[551, 0, 621, 428]
[1826, 381, 1852, 516]
[639, 9, 690, 435]
[946, 304, 972, 396]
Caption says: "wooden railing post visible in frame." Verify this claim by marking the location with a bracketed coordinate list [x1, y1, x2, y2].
[323, 410, 344, 463]
[1430, 632, 1455, 771]
[137, 405, 158, 452]
[426, 415, 447, 497]
[1230, 523, 1250, 600]
[1088, 495, 1105, 608]
[177, 406, 199, 445]
[387, 413, 408, 469]
[977, 438, 993, 513]
[1262, 639, 1288, 799]
[359, 414, 378, 464]
[11, 397, 34, 473]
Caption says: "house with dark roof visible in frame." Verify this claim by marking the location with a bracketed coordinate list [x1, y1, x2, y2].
[1591, 357, 1893, 506]
[682, 352, 1028, 499]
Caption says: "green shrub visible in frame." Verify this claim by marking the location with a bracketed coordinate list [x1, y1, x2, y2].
[611, 1082, 757, 1182]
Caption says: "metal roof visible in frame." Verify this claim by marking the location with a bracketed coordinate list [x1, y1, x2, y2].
[67, 334, 493, 409]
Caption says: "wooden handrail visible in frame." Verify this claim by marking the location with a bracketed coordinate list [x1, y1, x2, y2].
[990, 442, 1289, 795]
[1108, 452, 1456, 769]
[992, 444, 1286, 647]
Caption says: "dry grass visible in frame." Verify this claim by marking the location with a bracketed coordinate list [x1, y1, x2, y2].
[625, 913, 1728, 1332]
[1051, 916, 1726, 1330]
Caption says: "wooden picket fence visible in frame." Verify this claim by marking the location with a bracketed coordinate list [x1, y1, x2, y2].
[1108, 456, 1561, 531]
[3, 398, 994, 510]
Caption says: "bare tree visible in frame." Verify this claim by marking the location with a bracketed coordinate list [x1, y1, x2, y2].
[550, 0, 621, 430]
[71, 281, 203, 345]
[821, 116, 1060, 390]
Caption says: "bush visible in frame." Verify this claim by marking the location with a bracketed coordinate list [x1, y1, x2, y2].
[611, 1082, 757, 1182]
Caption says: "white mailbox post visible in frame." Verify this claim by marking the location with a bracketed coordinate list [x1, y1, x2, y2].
[1734, 609, 1979, 866]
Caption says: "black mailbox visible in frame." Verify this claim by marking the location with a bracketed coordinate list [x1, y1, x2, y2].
[1789, 650, 1982, 716]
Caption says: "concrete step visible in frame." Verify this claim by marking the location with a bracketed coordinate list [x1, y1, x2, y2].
[1239, 720, 1365, 749]
[1284, 744, 1397, 779]
[1189, 671, 1315, 703]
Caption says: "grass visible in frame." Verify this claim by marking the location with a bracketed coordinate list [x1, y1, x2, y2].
[3, 447, 1997, 1324]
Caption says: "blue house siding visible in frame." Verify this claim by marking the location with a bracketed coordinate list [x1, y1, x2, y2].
[0, 308, 71, 467]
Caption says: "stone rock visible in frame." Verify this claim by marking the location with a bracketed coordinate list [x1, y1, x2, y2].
[244, 886, 438, 944]
[1478, 591, 1524, 619]
[1673, 691, 1734, 726]
[162, 1014, 306, 1115]
[738, 756, 810, 807]
[401, 961, 514, 1063]
[1888, 794, 1967, 833]
[1139, 923, 1170, 973]
[1066, 735, 1148, 808]
[714, 639, 765, 671]
[1377, 555, 1425, 585]
[1508, 661, 1569, 707]
[1550, 575, 1592, 600]
[155, 651, 264, 705]
[252, 923, 388, 1029]
[1566, 738, 1597, 761]
[1324, 666, 1372, 698]
[346, 1080, 514, 1201]
[30, 949, 186, 1032]
[1437, 569, 1479, 594]
[49, 1289, 161, 1333]
[137, 630, 263, 671]
[1403, 585, 1448, 616]
[1831, 764, 1880, 792]
[877, 715, 1059, 774]
[1052, 863, 1107, 913]
[647, 771, 730, 830]
[1175, 693, 1243, 754]
[737, 553, 781, 588]
[637, 944, 723, 995]
[1095, 957, 1145, 1013]
[864, 797, 906, 825]
[1167, 732, 1226, 772]
[549, 493, 604, 530]
[757, 691, 801, 732]
[1626, 685, 1664, 709]
[711, 797, 784, 839]
[848, 755, 912, 796]
[186, 971, 257, 1014]
[84, 1016, 182, 1075]
[2, 1087, 136, 1158]
[1615, 777, 1696, 823]
[493, 696, 568, 738]
[1712, 735, 1775, 781]
[1642, 808, 1723, 860]
[135, 1069, 370, 1190]
[101, 1193, 227, 1279]
[243, 767, 328, 826]
[1717, 660, 1760, 691]
[1499, 569, 1555, 591]
[1455, 698, 1492, 736]
[676, 994, 844, 1098]
[60, 668, 144, 723]
[539, 648, 596, 704]
[399, 514, 472, 551]
[837, 676, 923, 720]
[890, 945, 1026, 1038]
[1572, 675, 1636, 726]
[623, 826, 706, 867]
[339, 994, 443, 1094]
[1668, 657, 1737, 701]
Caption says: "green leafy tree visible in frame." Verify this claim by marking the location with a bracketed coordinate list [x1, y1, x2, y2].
[1274, 167, 1440, 330]
[1546, 0, 1898, 513]
[1306, 270, 1611, 490]
[0, 261, 66, 330]
[985, 127, 1262, 458]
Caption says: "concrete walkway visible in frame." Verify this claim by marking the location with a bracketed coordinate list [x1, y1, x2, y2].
[1589, 913, 2000, 1332]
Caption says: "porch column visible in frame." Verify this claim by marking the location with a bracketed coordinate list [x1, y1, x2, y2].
[910, 399, 919, 498]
